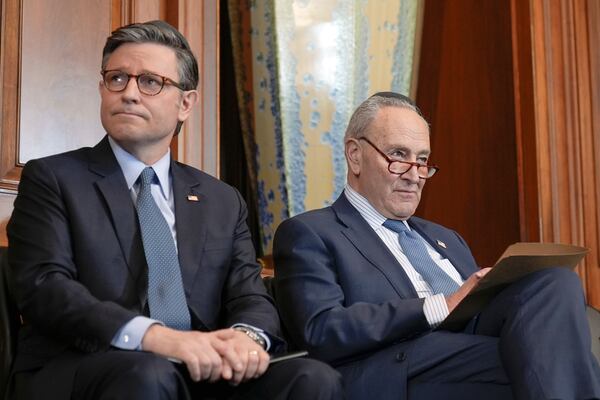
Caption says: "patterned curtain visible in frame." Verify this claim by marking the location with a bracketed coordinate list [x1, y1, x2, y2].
[229, 0, 423, 254]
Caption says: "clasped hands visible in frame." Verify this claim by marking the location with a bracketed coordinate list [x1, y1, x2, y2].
[141, 325, 269, 384]
[140, 269, 494, 384]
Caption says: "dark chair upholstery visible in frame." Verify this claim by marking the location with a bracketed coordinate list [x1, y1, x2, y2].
[0, 247, 18, 400]
[587, 305, 600, 364]
[262, 275, 275, 299]
[258, 254, 275, 278]
[262, 275, 299, 352]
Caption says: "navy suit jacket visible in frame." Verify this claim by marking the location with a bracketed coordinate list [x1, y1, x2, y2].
[7, 137, 282, 394]
[273, 193, 478, 365]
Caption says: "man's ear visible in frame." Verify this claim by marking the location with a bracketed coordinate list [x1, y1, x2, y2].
[177, 90, 199, 122]
[345, 138, 362, 176]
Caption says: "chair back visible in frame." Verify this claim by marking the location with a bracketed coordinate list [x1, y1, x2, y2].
[587, 305, 600, 364]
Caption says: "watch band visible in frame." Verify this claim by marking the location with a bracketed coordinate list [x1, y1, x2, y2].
[233, 326, 267, 349]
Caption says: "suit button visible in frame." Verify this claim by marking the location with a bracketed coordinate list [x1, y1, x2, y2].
[396, 352, 407, 362]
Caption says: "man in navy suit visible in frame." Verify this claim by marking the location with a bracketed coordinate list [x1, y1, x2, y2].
[273, 92, 600, 399]
[7, 20, 341, 400]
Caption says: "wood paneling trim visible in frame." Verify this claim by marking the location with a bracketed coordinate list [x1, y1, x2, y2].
[573, 0, 600, 305]
[579, 0, 600, 306]
[176, 0, 219, 177]
[113, 0, 132, 29]
[112, 0, 163, 27]
[591, 0, 600, 282]
[524, 0, 600, 305]
[0, 0, 21, 193]
[0, 1, 129, 194]
[200, 0, 220, 177]
[132, 0, 164, 22]
[511, 0, 540, 242]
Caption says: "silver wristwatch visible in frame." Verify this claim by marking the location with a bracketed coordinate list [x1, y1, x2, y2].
[233, 326, 267, 349]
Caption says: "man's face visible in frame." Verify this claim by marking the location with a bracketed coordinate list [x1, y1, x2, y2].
[99, 42, 193, 156]
[347, 106, 431, 220]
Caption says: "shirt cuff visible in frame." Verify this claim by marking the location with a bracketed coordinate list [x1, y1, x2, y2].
[423, 294, 450, 328]
[111, 316, 162, 350]
[231, 323, 271, 351]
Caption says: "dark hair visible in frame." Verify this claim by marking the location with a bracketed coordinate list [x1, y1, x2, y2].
[102, 20, 198, 91]
[345, 92, 426, 140]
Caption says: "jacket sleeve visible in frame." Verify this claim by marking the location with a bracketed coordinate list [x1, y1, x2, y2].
[7, 159, 137, 352]
[219, 189, 285, 353]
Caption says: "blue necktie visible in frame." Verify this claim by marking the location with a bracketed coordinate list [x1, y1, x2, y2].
[136, 167, 190, 330]
[383, 219, 460, 296]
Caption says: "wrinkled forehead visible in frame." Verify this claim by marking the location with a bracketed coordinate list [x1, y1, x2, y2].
[103, 42, 179, 76]
[367, 107, 430, 144]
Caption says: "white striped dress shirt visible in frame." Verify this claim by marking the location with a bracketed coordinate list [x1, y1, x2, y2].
[344, 185, 464, 327]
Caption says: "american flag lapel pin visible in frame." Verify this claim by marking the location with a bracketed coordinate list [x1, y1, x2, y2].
[436, 239, 447, 249]
[187, 194, 199, 202]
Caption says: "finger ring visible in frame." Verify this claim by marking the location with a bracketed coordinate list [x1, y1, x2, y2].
[249, 350, 259, 356]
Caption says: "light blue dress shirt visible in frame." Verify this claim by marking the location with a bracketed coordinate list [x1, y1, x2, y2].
[108, 137, 270, 350]
[109, 137, 173, 350]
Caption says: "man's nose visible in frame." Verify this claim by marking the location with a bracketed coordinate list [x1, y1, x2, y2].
[120, 78, 141, 101]
[401, 164, 421, 183]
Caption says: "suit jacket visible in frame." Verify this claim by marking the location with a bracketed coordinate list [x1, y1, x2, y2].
[273, 193, 478, 366]
[7, 137, 282, 395]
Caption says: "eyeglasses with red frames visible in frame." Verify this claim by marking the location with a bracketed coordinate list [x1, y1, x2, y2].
[358, 136, 439, 179]
[101, 70, 185, 96]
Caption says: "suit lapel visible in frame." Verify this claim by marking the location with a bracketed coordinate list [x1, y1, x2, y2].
[332, 195, 418, 298]
[171, 161, 207, 295]
[89, 137, 142, 278]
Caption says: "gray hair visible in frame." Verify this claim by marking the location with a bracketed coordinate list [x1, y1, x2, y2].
[344, 92, 426, 140]
[102, 20, 198, 91]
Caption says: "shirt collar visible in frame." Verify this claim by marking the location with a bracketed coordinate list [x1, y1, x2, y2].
[108, 136, 172, 200]
[344, 184, 410, 231]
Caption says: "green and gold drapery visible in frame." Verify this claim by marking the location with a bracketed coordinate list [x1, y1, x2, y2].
[229, 0, 423, 253]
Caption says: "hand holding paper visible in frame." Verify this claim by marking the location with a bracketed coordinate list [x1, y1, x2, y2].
[439, 242, 588, 331]
[446, 267, 492, 313]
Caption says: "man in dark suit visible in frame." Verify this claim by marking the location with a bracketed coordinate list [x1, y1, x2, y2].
[274, 92, 600, 400]
[7, 20, 342, 400]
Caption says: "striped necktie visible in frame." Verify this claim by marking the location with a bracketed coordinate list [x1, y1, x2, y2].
[383, 219, 460, 296]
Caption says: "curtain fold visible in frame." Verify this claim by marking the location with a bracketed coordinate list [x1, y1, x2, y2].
[229, 0, 422, 254]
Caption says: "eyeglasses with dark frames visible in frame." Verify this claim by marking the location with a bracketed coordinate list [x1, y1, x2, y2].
[101, 70, 185, 96]
[358, 136, 439, 179]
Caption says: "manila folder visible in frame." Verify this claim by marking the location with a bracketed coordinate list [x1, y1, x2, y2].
[438, 242, 588, 331]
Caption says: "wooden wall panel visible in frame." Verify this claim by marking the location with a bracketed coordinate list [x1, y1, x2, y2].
[418, 0, 600, 305]
[416, 0, 521, 267]
[1, 0, 133, 171]
[588, 0, 600, 307]
[131, 0, 166, 22]
[0, 0, 124, 246]
[0, 0, 22, 191]
[175, 0, 220, 176]
[510, 0, 540, 243]
[19, 0, 109, 163]
[515, 0, 600, 306]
